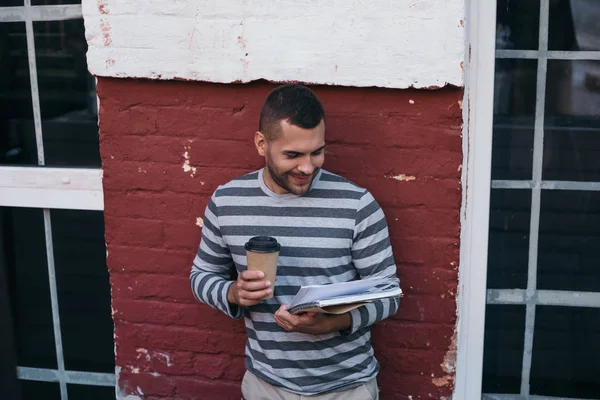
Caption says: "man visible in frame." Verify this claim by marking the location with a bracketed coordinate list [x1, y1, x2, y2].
[190, 84, 400, 399]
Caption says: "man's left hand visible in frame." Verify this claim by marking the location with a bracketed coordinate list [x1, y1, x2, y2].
[274, 305, 351, 335]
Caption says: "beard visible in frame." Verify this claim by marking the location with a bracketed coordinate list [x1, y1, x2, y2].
[266, 159, 320, 196]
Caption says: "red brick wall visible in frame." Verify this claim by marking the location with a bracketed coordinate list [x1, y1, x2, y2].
[97, 78, 463, 400]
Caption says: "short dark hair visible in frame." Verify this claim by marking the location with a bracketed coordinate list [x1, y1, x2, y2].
[258, 84, 326, 141]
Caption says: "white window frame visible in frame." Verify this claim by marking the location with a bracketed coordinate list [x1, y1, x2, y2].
[456, 0, 600, 399]
[453, 0, 496, 397]
[0, 2, 111, 399]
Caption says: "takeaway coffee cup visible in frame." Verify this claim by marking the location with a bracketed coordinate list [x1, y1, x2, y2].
[244, 236, 280, 299]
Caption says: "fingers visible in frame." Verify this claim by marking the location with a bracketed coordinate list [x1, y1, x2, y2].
[235, 270, 272, 306]
[238, 278, 272, 292]
[240, 270, 266, 281]
[274, 305, 296, 331]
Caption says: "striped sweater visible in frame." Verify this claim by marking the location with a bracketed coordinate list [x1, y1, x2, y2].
[190, 168, 400, 395]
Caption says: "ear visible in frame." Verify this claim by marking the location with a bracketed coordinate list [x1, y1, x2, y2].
[254, 131, 267, 156]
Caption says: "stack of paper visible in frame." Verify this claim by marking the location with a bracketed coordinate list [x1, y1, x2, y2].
[288, 277, 402, 315]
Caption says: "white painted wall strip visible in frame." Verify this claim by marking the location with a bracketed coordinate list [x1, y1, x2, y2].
[17, 367, 116, 386]
[82, 0, 465, 88]
[520, 0, 550, 395]
[0, 5, 82, 22]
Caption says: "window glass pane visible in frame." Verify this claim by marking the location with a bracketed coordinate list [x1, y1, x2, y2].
[492, 59, 537, 180]
[32, 0, 82, 5]
[482, 305, 526, 394]
[33, 18, 100, 167]
[487, 189, 531, 289]
[496, 0, 540, 50]
[1, 207, 57, 369]
[0, 22, 38, 166]
[20, 380, 61, 400]
[543, 60, 600, 181]
[68, 384, 115, 400]
[530, 306, 600, 398]
[0, 1, 24, 6]
[486, 1, 600, 399]
[52, 209, 114, 373]
[549, 0, 599, 51]
[538, 190, 600, 292]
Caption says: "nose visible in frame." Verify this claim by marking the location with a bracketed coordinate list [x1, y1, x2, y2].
[297, 157, 315, 175]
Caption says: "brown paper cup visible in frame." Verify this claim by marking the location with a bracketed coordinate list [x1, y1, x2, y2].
[245, 236, 280, 300]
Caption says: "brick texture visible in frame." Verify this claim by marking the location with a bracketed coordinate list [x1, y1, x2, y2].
[98, 78, 463, 400]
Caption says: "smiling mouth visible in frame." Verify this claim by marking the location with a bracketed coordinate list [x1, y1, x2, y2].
[290, 174, 311, 184]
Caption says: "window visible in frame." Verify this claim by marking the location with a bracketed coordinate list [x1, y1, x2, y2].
[457, 0, 600, 399]
[0, 1, 113, 399]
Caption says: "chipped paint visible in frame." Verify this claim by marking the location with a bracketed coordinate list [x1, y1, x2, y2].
[182, 146, 197, 177]
[432, 375, 453, 387]
[116, 366, 143, 400]
[155, 352, 173, 367]
[431, 328, 458, 388]
[442, 330, 457, 373]
[409, 99, 415, 104]
[100, 19, 112, 47]
[136, 348, 151, 362]
[386, 174, 417, 182]
[196, 217, 204, 228]
[98, 0, 109, 14]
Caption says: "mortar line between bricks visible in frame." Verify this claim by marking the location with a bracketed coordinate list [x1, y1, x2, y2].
[111, 271, 193, 277]
[121, 319, 455, 330]
[108, 244, 191, 252]
[106, 205, 462, 213]
[112, 297, 198, 305]
[106, 232, 459, 243]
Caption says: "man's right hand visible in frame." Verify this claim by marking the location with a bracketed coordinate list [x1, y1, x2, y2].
[227, 270, 273, 307]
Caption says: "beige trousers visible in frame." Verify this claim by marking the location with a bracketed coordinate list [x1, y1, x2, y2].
[241, 370, 379, 400]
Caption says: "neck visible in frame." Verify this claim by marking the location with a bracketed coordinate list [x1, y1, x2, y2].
[262, 167, 288, 194]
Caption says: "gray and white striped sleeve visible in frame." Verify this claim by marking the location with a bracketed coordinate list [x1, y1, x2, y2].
[346, 190, 400, 334]
[190, 192, 243, 319]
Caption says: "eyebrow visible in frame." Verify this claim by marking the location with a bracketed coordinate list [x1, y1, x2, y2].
[283, 145, 326, 156]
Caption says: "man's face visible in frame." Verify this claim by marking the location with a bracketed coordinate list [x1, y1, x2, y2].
[257, 119, 326, 196]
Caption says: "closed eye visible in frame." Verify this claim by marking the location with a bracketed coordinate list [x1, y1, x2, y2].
[312, 146, 326, 156]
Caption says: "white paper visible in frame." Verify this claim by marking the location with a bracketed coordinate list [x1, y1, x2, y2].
[288, 277, 394, 310]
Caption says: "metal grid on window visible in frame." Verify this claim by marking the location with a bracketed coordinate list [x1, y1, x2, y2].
[0, 2, 114, 399]
[484, 0, 600, 399]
